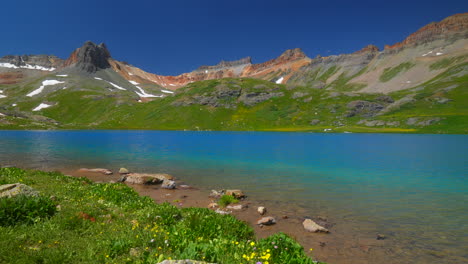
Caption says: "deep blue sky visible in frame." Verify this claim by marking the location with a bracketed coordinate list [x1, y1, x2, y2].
[1, 0, 466, 75]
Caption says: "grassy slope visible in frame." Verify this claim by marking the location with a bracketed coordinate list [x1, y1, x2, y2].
[0, 60, 467, 133]
[0, 167, 321, 264]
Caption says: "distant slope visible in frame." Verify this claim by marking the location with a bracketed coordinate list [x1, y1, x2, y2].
[0, 13, 467, 133]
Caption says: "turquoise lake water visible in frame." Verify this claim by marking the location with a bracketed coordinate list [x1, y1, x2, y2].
[0, 130, 467, 263]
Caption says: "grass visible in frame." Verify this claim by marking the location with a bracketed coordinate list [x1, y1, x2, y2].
[379, 62, 415, 82]
[0, 167, 323, 264]
[429, 55, 467, 71]
[1, 62, 467, 134]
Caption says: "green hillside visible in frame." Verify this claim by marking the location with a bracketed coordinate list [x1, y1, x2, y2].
[0, 61, 467, 133]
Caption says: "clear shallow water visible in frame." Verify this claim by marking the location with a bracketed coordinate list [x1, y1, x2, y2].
[1, 130, 467, 263]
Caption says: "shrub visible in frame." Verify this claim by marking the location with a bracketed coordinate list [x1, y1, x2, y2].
[218, 195, 239, 208]
[0, 195, 56, 226]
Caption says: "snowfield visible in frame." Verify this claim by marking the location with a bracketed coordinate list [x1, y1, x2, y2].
[27, 80, 65, 97]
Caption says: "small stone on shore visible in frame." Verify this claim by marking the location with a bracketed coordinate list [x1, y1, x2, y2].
[161, 179, 176, 189]
[215, 209, 230, 215]
[257, 216, 276, 226]
[257, 206, 266, 215]
[227, 204, 246, 210]
[208, 203, 218, 209]
[209, 189, 225, 198]
[303, 219, 329, 233]
[226, 189, 245, 199]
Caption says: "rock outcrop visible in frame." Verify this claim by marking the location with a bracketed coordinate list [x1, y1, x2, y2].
[124, 173, 174, 185]
[385, 13, 468, 50]
[0, 183, 39, 198]
[64, 41, 111, 73]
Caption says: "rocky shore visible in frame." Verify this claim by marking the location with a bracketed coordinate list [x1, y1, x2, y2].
[70, 166, 388, 264]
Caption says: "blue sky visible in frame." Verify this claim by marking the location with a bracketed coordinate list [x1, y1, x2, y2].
[1, 0, 466, 75]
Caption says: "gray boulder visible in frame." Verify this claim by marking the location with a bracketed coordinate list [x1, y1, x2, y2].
[161, 179, 176, 189]
[417, 118, 442, 126]
[310, 119, 320, 125]
[406, 117, 419, 125]
[239, 92, 284, 106]
[125, 173, 174, 185]
[292, 92, 309, 99]
[345, 100, 384, 118]
[0, 183, 39, 198]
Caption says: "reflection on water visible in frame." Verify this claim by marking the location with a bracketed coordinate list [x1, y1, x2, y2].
[0, 130, 467, 263]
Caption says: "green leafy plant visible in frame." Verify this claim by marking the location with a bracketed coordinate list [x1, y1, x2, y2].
[0, 195, 57, 226]
[218, 194, 239, 208]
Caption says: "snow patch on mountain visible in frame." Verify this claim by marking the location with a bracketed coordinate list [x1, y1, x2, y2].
[161, 90, 174, 94]
[32, 103, 53, 111]
[94, 77, 126, 90]
[0, 62, 55, 71]
[276, 77, 284, 84]
[27, 80, 65, 97]
[108, 82, 126, 90]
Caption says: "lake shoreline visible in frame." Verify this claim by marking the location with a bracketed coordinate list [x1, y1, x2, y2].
[65, 167, 387, 264]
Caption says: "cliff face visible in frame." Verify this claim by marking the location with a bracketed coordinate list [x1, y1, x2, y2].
[64, 41, 111, 73]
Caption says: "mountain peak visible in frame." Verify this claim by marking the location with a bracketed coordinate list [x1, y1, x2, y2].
[353, 44, 380, 54]
[197, 57, 252, 71]
[64, 41, 111, 73]
[278, 48, 307, 60]
[385, 12, 468, 50]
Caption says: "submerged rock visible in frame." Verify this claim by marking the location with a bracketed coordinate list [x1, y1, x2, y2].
[377, 234, 386, 240]
[78, 168, 113, 175]
[119, 168, 129, 174]
[303, 219, 329, 233]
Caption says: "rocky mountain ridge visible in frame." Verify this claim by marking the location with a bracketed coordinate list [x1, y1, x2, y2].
[0, 13, 466, 95]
